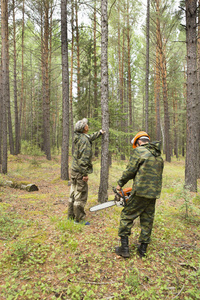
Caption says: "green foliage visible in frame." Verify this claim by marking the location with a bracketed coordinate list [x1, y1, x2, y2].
[21, 140, 45, 156]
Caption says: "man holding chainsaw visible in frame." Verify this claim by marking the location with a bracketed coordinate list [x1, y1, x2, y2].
[115, 131, 164, 258]
[68, 118, 105, 224]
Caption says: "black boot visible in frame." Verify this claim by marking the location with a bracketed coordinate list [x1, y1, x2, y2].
[137, 243, 148, 257]
[115, 236, 130, 258]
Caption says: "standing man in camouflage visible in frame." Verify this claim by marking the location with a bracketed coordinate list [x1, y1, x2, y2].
[68, 118, 105, 224]
[115, 131, 164, 258]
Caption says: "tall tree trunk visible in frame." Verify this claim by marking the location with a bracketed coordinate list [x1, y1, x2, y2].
[6, 23, 14, 155]
[19, 0, 24, 147]
[42, 0, 51, 160]
[185, 0, 198, 192]
[98, 0, 109, 203]
[94, 0, 99, 157]
[13, 0, 20, 155]
[75, 0, 81, 115]
[127, 0, 132, 130]
[1, 0, 8, 173]
[61, 0, 70, 180]
[0, 64, 3, 167]
[70, 0, 75, 154]
[155, 0, 161, 141]
[197, 0, 200, 178]
[145, 0, 150, 132]
[156, 0, 171, 161]
[118, 2, 125, 160]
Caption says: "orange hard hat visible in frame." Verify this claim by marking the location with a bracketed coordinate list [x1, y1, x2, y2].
[131, 131, 150, 149]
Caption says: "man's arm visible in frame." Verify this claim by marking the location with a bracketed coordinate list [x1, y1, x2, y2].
[117, 154, 140, 188]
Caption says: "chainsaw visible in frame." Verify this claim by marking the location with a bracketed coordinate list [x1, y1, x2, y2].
[89, 187, 132, 212]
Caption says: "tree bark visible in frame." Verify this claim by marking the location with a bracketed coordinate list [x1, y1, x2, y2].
[70, 0, 75, 154]
[13, 0, 20, 155]
[1, 0, 8, 174]
[145, 0, 150, 133]
[98, 0, 109, 203]
[127, 0, 132, 130]
[155, 0, 161, 141]
[61, 0, 70, 180]
[185, 0, 198, 192]
[156, 0, 171, 161]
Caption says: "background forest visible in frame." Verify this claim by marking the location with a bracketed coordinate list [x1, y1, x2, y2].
[0, 0, 199, 194]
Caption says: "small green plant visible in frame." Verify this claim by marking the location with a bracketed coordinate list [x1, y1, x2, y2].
[21, 140, 44, 156]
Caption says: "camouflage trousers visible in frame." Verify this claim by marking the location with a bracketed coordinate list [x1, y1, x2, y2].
[67, 170, 88, 222]
[118, 194, 156, 244]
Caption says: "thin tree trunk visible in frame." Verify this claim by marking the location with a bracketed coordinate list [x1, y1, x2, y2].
[197, 0, 200, 178]
[42, 0, 51, 160]
[70, 0, 75, 154]
[185, 0, 198, 192]
[155, 0, 161, 141]
[156, 0, 171, 161]
[0, 63, 3, 167]
[94, 0, 99, 157]
[13, 0, 20, 155]
[127, 0, 132, 130]
[98, 0, 109, 203]
[75, 0, 81, 114]
[61, 0, 70, 180]
[1, 0, 8, 173]
[145, 0, 150, 133]
[19, 0, 24, 147]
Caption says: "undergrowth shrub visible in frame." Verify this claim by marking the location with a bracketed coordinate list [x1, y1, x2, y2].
[21, 140, 44, 156]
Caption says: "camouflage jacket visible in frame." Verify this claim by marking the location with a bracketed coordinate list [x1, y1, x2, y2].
[118, 142, 164, 199]
[71, 131, 102, 176]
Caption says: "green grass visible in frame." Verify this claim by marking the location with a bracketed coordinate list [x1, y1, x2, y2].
[0, 155, 199, 299]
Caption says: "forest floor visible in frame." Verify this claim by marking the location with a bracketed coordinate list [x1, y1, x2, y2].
[0, 154, 199, 300]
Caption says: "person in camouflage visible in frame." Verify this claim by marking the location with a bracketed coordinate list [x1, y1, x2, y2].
[68, 118, 105, 224]
[115, 131, 164, 258]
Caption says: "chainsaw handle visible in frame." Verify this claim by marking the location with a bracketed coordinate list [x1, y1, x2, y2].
[112, 187, 126, 206]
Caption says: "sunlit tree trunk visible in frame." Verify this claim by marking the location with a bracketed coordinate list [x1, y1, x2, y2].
[61, 0, 70, 180]
[185, 0, 198, 192]
[98, 0, 109, 203]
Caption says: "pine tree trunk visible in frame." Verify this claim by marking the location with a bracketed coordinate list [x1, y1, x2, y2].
[145, 0, 150, 133]
[94, 0, 99, 157]
[197, 0, 200, 178]
[127, 0, 132, 130]
[1, 0, 8, 174]
[70, 0, 75, 154]
[75, 0, 81, 114]
[0, 64, 2, 167]
[19, 0, 24, 147]
[42, 0, 51, 160]
[13, 0, 20, 155]
[185, 0, 198, 192]
[155, 0, 161, 141]
[61, 0, 70, 180]
[156, 0, 171, 161]
[98, 0, 109, 203]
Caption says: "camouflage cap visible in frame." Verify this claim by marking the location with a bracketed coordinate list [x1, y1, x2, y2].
[75, 118, 88, 133]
